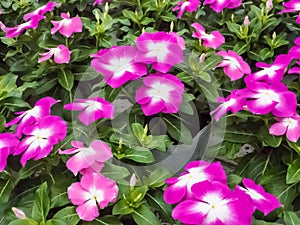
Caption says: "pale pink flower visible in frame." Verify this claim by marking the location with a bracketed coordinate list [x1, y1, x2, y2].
[90, 46, 147, 88]
[59, 140, 112, 175]
[164, 161, 227, 204]
[210, 90, 246, 121]
[5, 97, 59, 137]
[244, 16, 250, 26]
[38, 45, 71, 64]
[13, 116, 67, 166]
[1, 15, 44, 38]
[215, 50, 251, 81]
[0, 133, 20, 171]
[12, 207, 26, 219]
[23, 1, 61, 21]
[172, 181, 254, 225]
[135, 73, 184, 116]
[68, 173, 118, 221]
[236, 178, 281, 215]
[51, 13, 82, 37]
[172, 0, 200, 18]
[64, 97, 114, 126]
[135, 31, 184, 73]
[266, 0, 273, 10]
[240, 82, 297, 117]
[191, 22, 225, 49]
[269, 113, 300, 142]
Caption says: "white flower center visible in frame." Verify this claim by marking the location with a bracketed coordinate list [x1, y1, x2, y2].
[283, 118, 298, 129]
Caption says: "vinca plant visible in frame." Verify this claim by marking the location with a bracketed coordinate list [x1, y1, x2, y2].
[0, 0, 300, 224]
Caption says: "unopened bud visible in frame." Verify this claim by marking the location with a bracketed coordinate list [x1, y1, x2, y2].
[12, 207, 26, 219]
[142, 27, 145, 33]
[231, 14, 234, 22]
[170, 21, 174, 32]
[272, 31, 276, 39]
[199, 53, 206, 62]
[244, 16, 250, 27]
[266, 0, 273, 10]
[130, 174, 137, 188]
[95, 11, 100, 22]
[104, 2, 109, 13]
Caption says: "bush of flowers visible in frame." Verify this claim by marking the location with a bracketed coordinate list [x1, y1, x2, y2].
[0, 0, 300, 224]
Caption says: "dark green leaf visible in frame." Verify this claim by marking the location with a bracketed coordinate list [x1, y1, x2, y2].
[286, 158, 300, 184]
[32, 182, 50, 223]
[132, 205, 160, 225]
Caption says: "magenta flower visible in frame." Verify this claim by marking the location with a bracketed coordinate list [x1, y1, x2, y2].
[13, 116, 67, 166]
[1, 15, 44, 38]
[203, 0, 241, 12]
[191, 22, 225, 49]
[64, 97, 114, 126]
[135, 32, 184, 73]
[0, 133, 20, 171]
[5, 97, 59, 137]
[172, 181, 254, 225]
[240, 82, 297, 117]
[169, 32, 186, 50]
[90, 46, 147, 88]
[164, 161, 227, 204]
[68, 173, 118, 221]
[93, 0, 103, 5]
[269, 113, 300, 142]
[135, 73, 184, 116]
[210, 90, 246, 121]
[51, 13, 82, 37]
[236, 178, 281, 215]
[59, 140, 112, 175]
[172, 0, 200, 18]
[215, 50, 251, 81]
[38, 45, 71, 64]
[288, 61, 300, 74]
[245, 54, 292, 84]
[288, 37, 300, 59]
[279, 0, 300, 14]
[23, 1, 61, 21]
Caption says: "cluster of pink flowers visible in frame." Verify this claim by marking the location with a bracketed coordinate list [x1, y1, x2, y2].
[0, 97, 67, 170]
[90, 31, 185, 116]
[59, 140, 118, 221]
[172, 0, 242, 17]
[211, 40, 300, 142]
[164, 160, 281, 225]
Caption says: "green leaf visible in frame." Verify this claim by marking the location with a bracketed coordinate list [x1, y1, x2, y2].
[226, 22, 242, 37]
[82, 216, 123, 225]
[200, 54, 223, 71]
[132, 123, 144, 140]
[227, 174, 242, 189]
[147, 135, 172, 152]
[132, 205, 160, 225]
[101, 163, 130, 181]
[58, 69, 74, 91]
[286, 158, 300, 184]
[122, 9, 140, 24]
[4, 97, 31, 111]
[233, 41, 250, 55]
[144, 168, 172, 188]
[283, 211, 300, 225]
[258, 126, 282, 148]
[112, 199, 134, 215]
[8, 219, 39, 225]
[287, 140, 300, 155]
[196, 71, 211, 82]
[164, 116, 192, 145]
[0, 178, 14, 203]
[122, 147, 155, 163]
[45, 219, 67, 225]
[252, 219, 281, 225]
[32, 182, 50, 223]
[52, 206, 80, 225]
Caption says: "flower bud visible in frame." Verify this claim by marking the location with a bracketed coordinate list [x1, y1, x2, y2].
[12, 207, 26, 219]
[244, 16, 250, 27]
[266, 0, 273, 10]
[130, 174, 137, 188]
[170, 21, 174, 32]
[199, 53, 206, 62]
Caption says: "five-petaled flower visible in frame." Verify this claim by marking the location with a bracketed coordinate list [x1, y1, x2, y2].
[203, 0, 242, 12]
[38, 45, 71, 64]
[59, 140, 113, 175]
[68, 172, 118, 221]
[23, 1, 61, 21]
[0, 133, 20, 171]
[172, 0, 200, 18]
[51, 13, 82, 37]
[191, 22, 225, 49]
[64, 97, 114, 126]
[135, 73, 184, 116]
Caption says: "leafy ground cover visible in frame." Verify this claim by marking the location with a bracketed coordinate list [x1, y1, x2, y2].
[0, 0, 300, 224]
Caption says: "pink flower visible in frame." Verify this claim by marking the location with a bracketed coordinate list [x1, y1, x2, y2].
[23, 1, 61, 21]
[93, 0, 103, 5]
[68, 173, 118, 221]
[203, 0, 241, 12]
[59, 140, 112, 175]
[288, 37, 300, 59]
[191, 22, 225, 49]
[279, 0, 300, 14]
[245, 54, 292, 84]
[135, 73, 184, 116]
[210, 90, 246, 121]
[169, 32, 186, 50]
[240, 82, 297, 117]
[269, 113, 300, 142]
[64, 97, 114, 126]
[38, 45, 71, 64]
[90, 46, 147, 88]
[164, 161, 227, 204]
[135, 31, 184, 73]
[215, 50, 251, 81]
[0, 133, 20, 171]
[172, 0, 200, 18]
[288, 61, 300, 74]
[51, 13, 82, 37]
[172, 181, 254, 225]
[5, 97, 59, 137]
[13, 116, 67, 166]
[236, 178, 281, 215]
[1, 15, 44, 38]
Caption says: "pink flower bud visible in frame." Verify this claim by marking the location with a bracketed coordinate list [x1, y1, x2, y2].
[199, 53, 206, 62]
[266, 0, 273, 10]
[130, 174, 137, 188]
[12, 207, 26, 219]
[244, 16, 250, 27]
